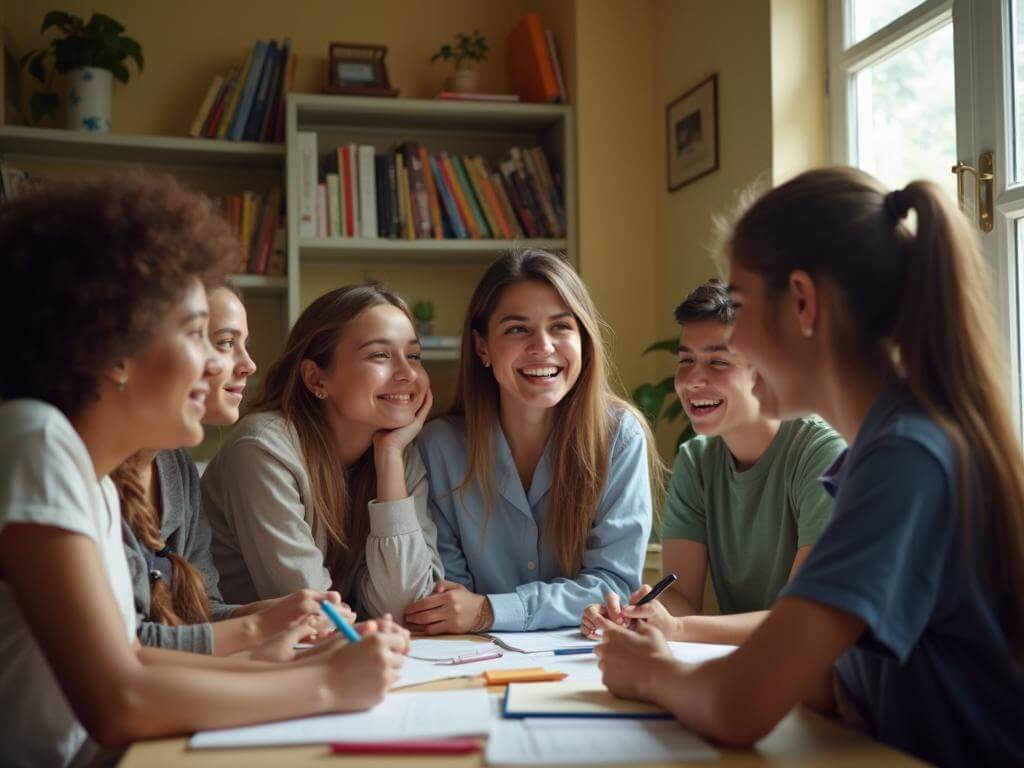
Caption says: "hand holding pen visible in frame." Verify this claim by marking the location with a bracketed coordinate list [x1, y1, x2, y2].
[580, 574, 677, 638]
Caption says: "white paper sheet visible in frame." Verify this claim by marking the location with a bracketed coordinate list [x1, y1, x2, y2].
[486, 717, 718, 764]
[407, 638, 499, 661]
[488, 628, 598, 653]
[188, 689, 491, 749]
[667, 641, 737, 665]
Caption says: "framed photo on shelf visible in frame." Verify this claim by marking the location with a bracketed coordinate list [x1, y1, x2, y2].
[324, 42, 399, 98]
[666, 73, 719, 192]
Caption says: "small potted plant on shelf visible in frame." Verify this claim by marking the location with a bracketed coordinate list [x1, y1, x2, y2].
[632, 336, 695, 449]
[430, 29, 488, 93]
[412, 300, 436, 337]
[21, 11, 143, 132]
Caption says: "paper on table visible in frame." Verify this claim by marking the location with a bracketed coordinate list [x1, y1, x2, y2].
[486, 717, 717, 765]
[504, 680, 669, 719]
[667, 641, 737, 665]
[488, 628, 597, 653]
[188, 689, 491, 749]
[408, 638, 499, 661]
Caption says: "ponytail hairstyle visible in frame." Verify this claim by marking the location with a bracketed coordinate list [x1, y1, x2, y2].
[111, 454, 211, 625]
[249, 284, 412, 579]
[449, 249, 663, 576]
[728, 166, 1024, 662]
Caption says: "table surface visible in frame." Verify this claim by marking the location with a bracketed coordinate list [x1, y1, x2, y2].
[119, 636, 926, 768]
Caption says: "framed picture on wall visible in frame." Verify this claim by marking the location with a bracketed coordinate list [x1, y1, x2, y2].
[666, 73, 719, 191]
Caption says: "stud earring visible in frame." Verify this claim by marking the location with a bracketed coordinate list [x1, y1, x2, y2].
[316, 390, 327, 400]
[117, 376, 127, 392]
[802, 327, 813, 338]
[483, 361, 491, 368]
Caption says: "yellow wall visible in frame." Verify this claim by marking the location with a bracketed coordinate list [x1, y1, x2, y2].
[574, 1, 658, 394]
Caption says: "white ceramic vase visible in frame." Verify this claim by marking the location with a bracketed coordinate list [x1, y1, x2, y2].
[66, 67, 112, 133]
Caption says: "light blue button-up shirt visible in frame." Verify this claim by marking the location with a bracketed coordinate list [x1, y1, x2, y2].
[417, 409, 652, 630]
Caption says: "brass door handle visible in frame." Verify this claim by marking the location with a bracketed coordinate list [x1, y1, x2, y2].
[951, 152, 993, 232]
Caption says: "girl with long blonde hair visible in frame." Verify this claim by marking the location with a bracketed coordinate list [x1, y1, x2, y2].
[405, 249, 660, 633]
[201, 284, 442, 618]
[596, 167, 1024, 767]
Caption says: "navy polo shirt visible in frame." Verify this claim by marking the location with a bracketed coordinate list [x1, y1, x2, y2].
[783, 384, 1024, 767]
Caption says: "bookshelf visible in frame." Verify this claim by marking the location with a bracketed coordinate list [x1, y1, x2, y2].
[284, 94, 576, 331]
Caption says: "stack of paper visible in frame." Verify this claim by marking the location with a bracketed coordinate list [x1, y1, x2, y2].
[488, 628, 597, 653]
[487, 718, 718, 765]
[189, 689, 490, 749]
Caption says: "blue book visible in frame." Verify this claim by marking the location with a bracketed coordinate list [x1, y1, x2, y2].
[430, 154, 467, 239]
[245, 41, 279, 142]
[229, 40, 268, 141]
[260, 37, 290, 141]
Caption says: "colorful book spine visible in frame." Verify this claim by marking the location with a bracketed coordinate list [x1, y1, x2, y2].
[417, 145, 444, 240]
[357, 145, 378, 240]
[267, 225, 286, 276]
[440, 153, 481, 239]
[340, 146, 356, 238]
[189, 73, 225, 138]
[513, 146, 559, 237]
[204, 67, 237, 138]
[491, 171, 526, 238]
[430, 154, 467, 239]
[385, 154, 400, 238]
[465, 156, 507, 239]
[217, 45, 254, 139]
[374, 154, 389, 238]
[229, 40, 269, 141]
[401, 143, 432, 239]
[252, 187, 281, 274]
[271, 49, 296, 143]
[451, 155, 491, 238]
[244, 41, 278, 142]
[297, 131, 318, 238]
[528, 146, 566, 234]
[326, 174, 342, 237]
[260, 38, 288, 141]
[396, 153, 416, 240]
[499, 160, 540, 237]
[316, 182, 328, 238]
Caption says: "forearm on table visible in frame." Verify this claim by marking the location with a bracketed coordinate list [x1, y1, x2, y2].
[677, 611, 770, 645]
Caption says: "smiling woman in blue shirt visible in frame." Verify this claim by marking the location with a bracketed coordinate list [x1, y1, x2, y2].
[406, 249, 662, 633]
[595, 167, 1024, 767]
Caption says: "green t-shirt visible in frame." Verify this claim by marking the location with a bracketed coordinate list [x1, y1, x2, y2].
[660, 417, 846, 614]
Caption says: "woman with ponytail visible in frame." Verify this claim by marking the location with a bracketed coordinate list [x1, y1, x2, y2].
[596, 167, 1024, 766]
[114, 286, 351, 657]
[202, 284, 442, 618]
[406, 249, 660, 633]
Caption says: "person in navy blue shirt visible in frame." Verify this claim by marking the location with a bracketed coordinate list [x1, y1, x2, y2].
[405, 250, 661, 633]
[595, 167, 1024, 767]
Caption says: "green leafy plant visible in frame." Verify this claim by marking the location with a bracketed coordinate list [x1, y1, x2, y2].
[632, 337, 695, 449]
[430, 30, 488, 69]
[20, 11, 144, 122]
[412, 300, 436, 324]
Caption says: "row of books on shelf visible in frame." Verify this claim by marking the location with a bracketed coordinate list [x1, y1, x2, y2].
[298, 135, 566, 241]
[189, 38, 295, 143]
[212, 189, 286, 276]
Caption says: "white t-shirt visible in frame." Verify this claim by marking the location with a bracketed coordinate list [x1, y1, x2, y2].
[0, 400, 136, 768]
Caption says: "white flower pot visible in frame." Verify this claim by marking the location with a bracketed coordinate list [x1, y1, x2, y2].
[67, 67, 112, 133]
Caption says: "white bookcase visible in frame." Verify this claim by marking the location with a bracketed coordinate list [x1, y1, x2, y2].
[284, 94, 576, 349]
[0, 94, 576, 365]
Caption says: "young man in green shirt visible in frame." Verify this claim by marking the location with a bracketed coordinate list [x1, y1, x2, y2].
[581, 279, 845, 645]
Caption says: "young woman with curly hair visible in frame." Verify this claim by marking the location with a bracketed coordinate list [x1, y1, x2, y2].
[114, 285, 356, 659]
[0, 173, 407, 768]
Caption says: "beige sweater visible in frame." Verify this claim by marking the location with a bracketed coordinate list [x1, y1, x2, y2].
[200, 410, 442, 618]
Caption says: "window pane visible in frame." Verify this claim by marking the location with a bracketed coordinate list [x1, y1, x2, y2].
[1011, 0, 1024, 184]
[854, 22, 956, 196]
[850, 0, 925, 44]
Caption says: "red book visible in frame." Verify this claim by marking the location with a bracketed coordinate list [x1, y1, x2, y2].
[505, 12, 560, 103]
[340, 146, 356, 237]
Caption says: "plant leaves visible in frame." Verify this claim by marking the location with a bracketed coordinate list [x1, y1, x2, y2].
[108, 60, 131, 83]
[643, 337, 679, 355]
[120, 36, 144, 71]
[676, 422, 696, 448]
[40, 11, 75, 35]
[632, 382, 671, 426]
[26, 50, 48, 83]
[29, 91, 60, 122]
[661, 398, 683, 423]
[88, 13, 126, 36]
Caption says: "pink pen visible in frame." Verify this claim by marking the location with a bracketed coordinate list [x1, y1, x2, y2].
[439, 650, 503, 665]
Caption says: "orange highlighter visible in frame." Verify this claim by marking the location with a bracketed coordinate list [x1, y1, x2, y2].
[483, 668, 568, 685]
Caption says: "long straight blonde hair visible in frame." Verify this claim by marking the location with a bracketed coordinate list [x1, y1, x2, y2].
[729, 166, 1024, 663]
[250, 284, 412, 580]
[449, 249, 662, 576]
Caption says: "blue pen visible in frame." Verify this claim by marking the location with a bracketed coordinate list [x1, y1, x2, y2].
[321, 600, 361, 643]
[553, 647, 594, 656]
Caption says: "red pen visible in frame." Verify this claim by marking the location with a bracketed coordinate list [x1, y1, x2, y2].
[329, 738, 481, 755]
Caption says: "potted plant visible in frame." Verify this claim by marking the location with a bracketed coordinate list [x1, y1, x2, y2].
[412, 300, 436, 337]
[430, 29, 488, 94]
[632, 337, 695, 449]
[21, 11, 143, 132]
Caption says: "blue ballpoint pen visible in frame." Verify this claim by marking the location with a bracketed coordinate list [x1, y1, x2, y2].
[553, 647, 594, 656]
[321, 600, 361, 643]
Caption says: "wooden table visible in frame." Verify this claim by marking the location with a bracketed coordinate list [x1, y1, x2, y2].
[119, 638, 926, 768]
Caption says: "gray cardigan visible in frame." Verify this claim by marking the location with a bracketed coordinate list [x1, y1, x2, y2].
[121, 448, 239, 654]
[201, 410, 442, 617]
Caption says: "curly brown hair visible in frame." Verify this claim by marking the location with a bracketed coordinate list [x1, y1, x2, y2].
[0, 171, 237, 418]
